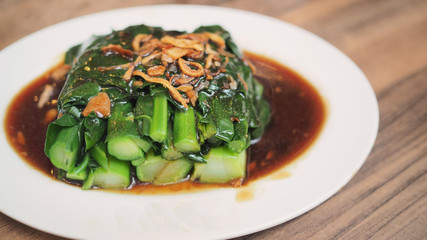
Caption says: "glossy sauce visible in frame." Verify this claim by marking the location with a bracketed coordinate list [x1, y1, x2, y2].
[245, 52, 325, 181]
[4, 52, 325, 193]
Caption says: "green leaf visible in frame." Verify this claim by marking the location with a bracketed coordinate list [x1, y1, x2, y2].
[60, 81, 101, 108]
[44, 113, 80, 159]
[83, 113, 107, 150]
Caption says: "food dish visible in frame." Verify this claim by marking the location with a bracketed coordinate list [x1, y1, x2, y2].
[42, 24, 270, 189]
[0, 5, 379, 239]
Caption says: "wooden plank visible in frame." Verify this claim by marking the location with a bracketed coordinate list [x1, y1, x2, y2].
[0, 213, 68, 240]
[370, 191, 427, 240]
[280, 0, 427, 94]
[342, 173, 426, 239]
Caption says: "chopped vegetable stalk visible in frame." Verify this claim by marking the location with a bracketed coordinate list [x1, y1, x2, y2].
[66, 153, 90, 180]
[191, 147, 246, 183]
[162, 120, 183, 160]
[136, 151, 168, 182]
[48, 125, 81, 171]
[131, 156, 145, 167]
[135, 95, 153, 136]
[92, 156, 131, 189]
[136, 150, 193, 184]
[149, 92, 168, 142]
[131, 136, 152, 153]
[155, 158, 193, 184]
[108, 136, 144, 161]
[173, 106, 200, 152]
[82, 169, 95, 190]
[106, 102, 144, 161]
[89, 141, 109, 169]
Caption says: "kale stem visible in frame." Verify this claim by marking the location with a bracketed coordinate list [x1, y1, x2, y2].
[173, 106, 200, 153]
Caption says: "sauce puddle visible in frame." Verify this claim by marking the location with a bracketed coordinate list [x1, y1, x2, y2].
[4, 52, 326, 194]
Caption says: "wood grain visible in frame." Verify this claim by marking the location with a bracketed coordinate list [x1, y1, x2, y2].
[1, 0, 426, 239]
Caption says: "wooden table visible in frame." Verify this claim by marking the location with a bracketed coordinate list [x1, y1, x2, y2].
[1, 0, 426, 239]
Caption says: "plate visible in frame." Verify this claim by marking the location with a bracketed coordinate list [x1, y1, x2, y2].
[0, 5, 379, 240]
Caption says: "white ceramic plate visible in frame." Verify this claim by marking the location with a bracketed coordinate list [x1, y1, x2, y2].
[0, 5, 379, 240]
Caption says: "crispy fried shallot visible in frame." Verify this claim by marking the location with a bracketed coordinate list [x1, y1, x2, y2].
[185, 89, 198, 106]
[147, 65, 166, 76]
[185, 50, 204, 59]
[133, 80, 143, 87]
[123, 56, 142, 82]
[205, 44, 218, 55]
[123, 65, 135, 82]
[97, 63, 131, 71]
[204, 69, 213, 80]
[161, 53, 174, 65]
[136, 38, 162, 56]
[178, 58, 204, 77]
[115, 30, 237, 108]
[141, 51, 162, 65]
[175, 76, 195, 85]
[132, 70, 188, 108]
[101, 44, 133, 58]
[176, 33, 208, 43]
[82, 92, 111, 118]
[205, 54, 214, 69]
[204, 32, 225, 50]
[176, 85, 193, 92]
[169, 74, 181, 84]
[161, 36, 204, 51]
[164, 47, 190, 60]
[132, 34, 152, 51]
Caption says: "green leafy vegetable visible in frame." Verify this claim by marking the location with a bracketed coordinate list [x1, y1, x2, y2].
[45, 24, 270, 189]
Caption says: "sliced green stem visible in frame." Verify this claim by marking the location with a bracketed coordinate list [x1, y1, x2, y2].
[136, 151, 193, 184]
[135, 95, 153, 136]
[191, 147, 246, 183]
[66, 152, 90, 180]
[173, 106, 200, 153]
[149, 93, 168, 142]
[106, 102, 144, 161]
[89, 141, 109, 169]
[92, 156, 131, 189]
[48, 124, 81, 171]
[162, 120, 183, 160]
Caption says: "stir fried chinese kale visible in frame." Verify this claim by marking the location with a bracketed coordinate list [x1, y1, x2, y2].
[44, 24, 270, 189]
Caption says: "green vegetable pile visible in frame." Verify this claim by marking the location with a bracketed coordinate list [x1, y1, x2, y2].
[44, 24, 270, 189]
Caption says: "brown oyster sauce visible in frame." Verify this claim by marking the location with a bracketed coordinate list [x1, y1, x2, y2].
[4, 52, 326, 194]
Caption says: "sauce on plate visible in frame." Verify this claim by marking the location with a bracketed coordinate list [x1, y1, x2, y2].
[4, 52, 325, 193]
